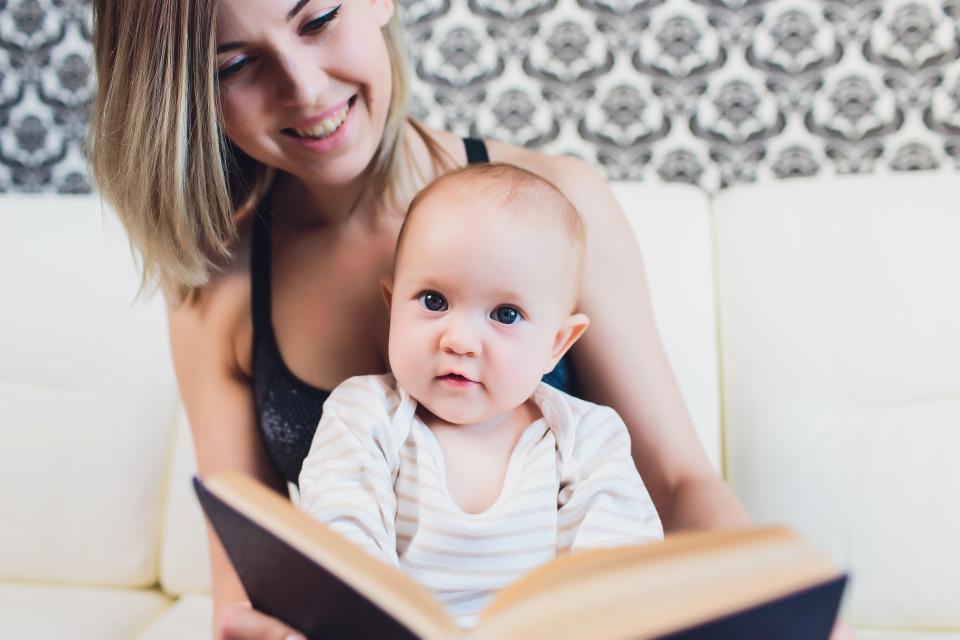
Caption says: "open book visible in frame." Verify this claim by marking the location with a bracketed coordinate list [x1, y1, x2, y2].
[194, 472, 847, 639]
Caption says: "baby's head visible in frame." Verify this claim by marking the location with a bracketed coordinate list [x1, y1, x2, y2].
[383, 163, 589, 425]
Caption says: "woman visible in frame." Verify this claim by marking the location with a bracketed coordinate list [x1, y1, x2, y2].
[88, 0, 750, 638]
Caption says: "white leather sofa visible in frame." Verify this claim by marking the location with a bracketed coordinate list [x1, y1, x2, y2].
[1, 171, 957, 639]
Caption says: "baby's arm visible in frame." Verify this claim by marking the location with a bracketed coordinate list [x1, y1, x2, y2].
[298, 377, 400, 565]
[557, 405, 664, 554]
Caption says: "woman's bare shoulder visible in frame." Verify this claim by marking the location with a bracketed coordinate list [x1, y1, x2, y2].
[167, 231, 254, 378]
[487, 140, 605, 190]
[418, 129, 614, 220]
[485, 140, 616, 218]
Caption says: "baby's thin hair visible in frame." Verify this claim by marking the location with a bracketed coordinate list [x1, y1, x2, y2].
[395, 163, 586, 290]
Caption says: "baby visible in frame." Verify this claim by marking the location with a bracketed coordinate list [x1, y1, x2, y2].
[299, 163, 662, 627]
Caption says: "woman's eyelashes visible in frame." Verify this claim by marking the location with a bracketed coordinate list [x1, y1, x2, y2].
[301, 4, 341, 35]
[217, 56, 253, 81]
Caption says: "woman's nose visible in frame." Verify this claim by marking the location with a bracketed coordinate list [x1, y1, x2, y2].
[274, 53, 325, 107]
[439, 319, 481, 357]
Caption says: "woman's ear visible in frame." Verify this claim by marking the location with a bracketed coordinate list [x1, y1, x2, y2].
[546, 313, 589, 373]
[372, 0, 395, 27]
[380, 276, 394, 312]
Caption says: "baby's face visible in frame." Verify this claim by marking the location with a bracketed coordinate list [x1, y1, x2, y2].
[387, 197, 580, 426]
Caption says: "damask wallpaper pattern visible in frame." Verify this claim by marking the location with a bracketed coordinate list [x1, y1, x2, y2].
[0, 0, 958, 193]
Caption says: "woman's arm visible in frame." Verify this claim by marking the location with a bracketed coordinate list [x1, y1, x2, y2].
[167, 274, 305, 640]
[517, 150, 751, 531]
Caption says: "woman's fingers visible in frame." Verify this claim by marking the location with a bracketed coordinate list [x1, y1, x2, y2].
[829, 619, 856, 640]
[219, 601, 306, 640]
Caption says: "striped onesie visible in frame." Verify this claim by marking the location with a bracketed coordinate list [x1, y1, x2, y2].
[299, 374, 663, 627]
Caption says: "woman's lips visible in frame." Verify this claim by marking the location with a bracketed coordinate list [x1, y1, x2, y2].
[280, 95, 356, 153]
[286, 95, 355, 132]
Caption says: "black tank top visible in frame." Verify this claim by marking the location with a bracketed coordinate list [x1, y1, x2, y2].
[251, 138, 575, 484]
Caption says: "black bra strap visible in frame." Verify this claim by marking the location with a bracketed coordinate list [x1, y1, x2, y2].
[250, 207, 272, 341]
[463, 137, 490, 164]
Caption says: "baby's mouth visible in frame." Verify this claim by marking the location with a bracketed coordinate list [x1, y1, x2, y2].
[437, 373, 478, 386]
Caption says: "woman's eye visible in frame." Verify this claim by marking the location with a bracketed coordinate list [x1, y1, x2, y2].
[217, 57, 251, 81]
[492, 306, 521, 325]
[419, 292, 447, 312]
[302, 4, 341, 34]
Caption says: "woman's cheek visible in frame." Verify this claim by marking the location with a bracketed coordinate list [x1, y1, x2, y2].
[329, 18, 389, 94]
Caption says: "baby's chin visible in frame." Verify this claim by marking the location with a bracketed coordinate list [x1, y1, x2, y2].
[416, 400, 487, 427]
[400, 375, 545, 427]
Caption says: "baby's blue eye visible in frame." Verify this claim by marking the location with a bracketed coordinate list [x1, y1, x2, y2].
[492, 306, 520, 325]
[419, 292, 447, 312]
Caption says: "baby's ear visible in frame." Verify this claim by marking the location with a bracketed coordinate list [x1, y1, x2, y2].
[380, 276, 394, 312]
[547, 313, 589, 373]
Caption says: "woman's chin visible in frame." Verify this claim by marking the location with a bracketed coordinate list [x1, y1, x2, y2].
[276, 125, 381, 187]
[283, 143, 367, 181]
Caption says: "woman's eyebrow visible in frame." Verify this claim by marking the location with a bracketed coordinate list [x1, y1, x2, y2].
[286, 0, 311, 21]
[216, 42, 243, 54]
[216, 0, 312, 54]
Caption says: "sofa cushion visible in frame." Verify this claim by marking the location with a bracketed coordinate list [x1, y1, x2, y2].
[159, 409, 212, 596]
[137, 593, 213, 640]
[610, 182, 721, 470]
[0, 196, 180, 587]
[0, 583, 171, 639]
[714, 172, 960, 630]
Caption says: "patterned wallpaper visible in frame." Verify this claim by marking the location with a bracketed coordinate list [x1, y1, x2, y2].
[1, 0, 958, 193]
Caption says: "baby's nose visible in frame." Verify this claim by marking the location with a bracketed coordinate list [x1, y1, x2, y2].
[439, 319, 481, 356]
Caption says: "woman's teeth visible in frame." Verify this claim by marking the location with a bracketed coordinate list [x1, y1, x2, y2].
[291, 105, 349, 139]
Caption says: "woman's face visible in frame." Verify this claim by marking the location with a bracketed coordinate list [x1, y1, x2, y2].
[215, 0, 395, 187]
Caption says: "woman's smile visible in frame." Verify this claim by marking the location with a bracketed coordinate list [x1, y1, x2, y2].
[281, 94, 357, 153]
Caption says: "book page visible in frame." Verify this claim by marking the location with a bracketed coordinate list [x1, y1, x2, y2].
[474, 527, 841, 640]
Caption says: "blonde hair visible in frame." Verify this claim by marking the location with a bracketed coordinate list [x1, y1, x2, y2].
[87, 0, 430, 301]
[395, 163, 587, 306]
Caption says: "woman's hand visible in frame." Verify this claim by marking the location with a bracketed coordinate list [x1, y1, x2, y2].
[219, 601, 306, 640]
[830, 619, 855, 640]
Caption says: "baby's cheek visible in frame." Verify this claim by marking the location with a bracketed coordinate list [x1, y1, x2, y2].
[494, 344, 548, 403]
[388, 323, 422, 388]
[393, 350, 422, 392]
